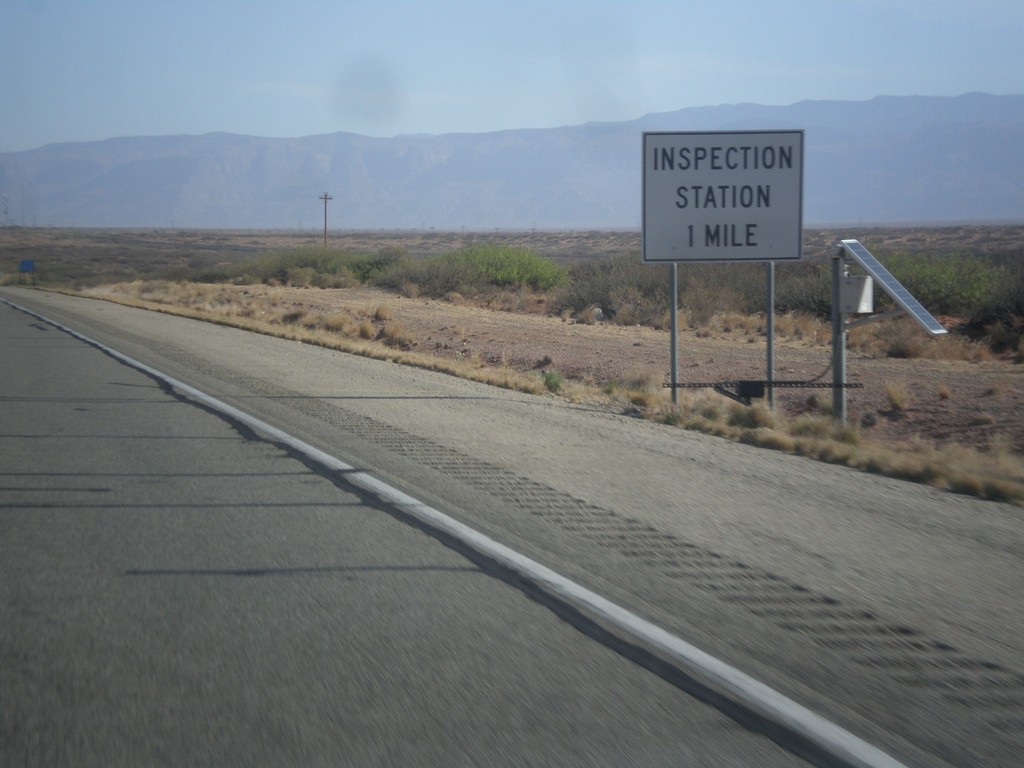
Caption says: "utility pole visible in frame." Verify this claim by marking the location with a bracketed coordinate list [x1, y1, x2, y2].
[319, 192, 333, 248]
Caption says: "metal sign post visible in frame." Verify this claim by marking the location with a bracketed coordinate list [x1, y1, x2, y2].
[670, 263, 679, 405]
[18, 260, 36, 286]
[766, 261, 775, 408]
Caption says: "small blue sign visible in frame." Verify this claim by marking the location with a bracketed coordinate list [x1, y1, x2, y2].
[19, 260, 35, 273]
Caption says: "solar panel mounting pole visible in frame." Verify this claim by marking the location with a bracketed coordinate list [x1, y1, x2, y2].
[319, 192, 333, 248]
[831, 249, 847, 424]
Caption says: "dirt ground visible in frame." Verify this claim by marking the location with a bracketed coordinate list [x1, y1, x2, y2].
[249, 284, 1024, 455]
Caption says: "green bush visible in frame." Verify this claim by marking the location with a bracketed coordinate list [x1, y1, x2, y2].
[770, 252, 1014, 325]
[198, 246, 405, 287]
[542, 370, 563, 393]
[558, 255, 780, 328]
[775, 261, 832, 317]
[883, 252, 1006, 317]
[679, 262, 765, 318]
[374, 253, 484, 296]
[437, 244, 566, 290]
[454, 244, 566, 290]
[556, 254, 670, 325]
[284, 266, 317, 287]
[974, 254, 1024, 326]
[374, 244, 566, 297]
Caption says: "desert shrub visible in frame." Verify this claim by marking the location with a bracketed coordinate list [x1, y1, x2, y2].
[977, 254, 1024, 325]
[374, 244, 565, 297]
[694, 397, 724, 422]
[614, 368, 662, 392]
[375, 254, 483, 296]
[278, 309, 308, 325]
[743, 429, 797, 452]
[881, 252, 1006, 317]
[574, 304, 601, 325]
[773, 311, 828, 342]
[320, 312, 354, 335]
[559, 254, 831, 329]
[985, 320, 1023, 354]
[452, 244, 566, 290]
[684, 281, 738, 327]
[311, 269, 356, 288]
[160, 266, 193, 282]
[680, 262, 765, 317]
[378, 322, 414, 348]
[788, 415, 833, 439]
[610, 285, 668, 326]
[543, 370, 564, 393]
[556, 254, 670, 324]
[727, 405, 775, 429]
[193, 267, 234, 283]
[874, 318, 926, 358]
[772, 252, 1013, 326]
[285, 266, 316, 287]
[681, 261, 815, 327]
[948, 473, 985, 498]
[775, 260, 832, 317]
[930, 334, 989, 362]
[884, 381, 912, 411]
[603, 369, 664, 408]
[200, 246, 403, 287]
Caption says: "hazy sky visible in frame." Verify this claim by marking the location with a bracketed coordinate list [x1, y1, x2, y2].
[2, 0, 1022, 152]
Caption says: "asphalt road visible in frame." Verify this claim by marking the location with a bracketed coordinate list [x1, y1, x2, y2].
[0, 296, 812, 767]
[2, 286, 1022, 766]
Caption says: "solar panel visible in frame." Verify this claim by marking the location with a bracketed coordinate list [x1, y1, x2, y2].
[839, 239, 948, 335]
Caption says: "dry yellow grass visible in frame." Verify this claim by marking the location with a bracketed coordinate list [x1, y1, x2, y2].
[379, 322, 414, 349]
[884, 381, 912, 411]
[75, 282, 550, 398]
[849, 319, 993, 362]
[320, 311, 355, 335]
[654, 386, 1022, 503]
[773, 312, 828, 343]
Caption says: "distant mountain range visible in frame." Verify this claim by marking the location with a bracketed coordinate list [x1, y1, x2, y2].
[1, 93, 1022, 229]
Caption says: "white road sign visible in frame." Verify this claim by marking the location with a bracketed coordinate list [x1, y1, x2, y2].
[642, 130, 804, 262]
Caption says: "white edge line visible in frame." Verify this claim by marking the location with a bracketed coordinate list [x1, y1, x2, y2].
[4, 297, 909, 768]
